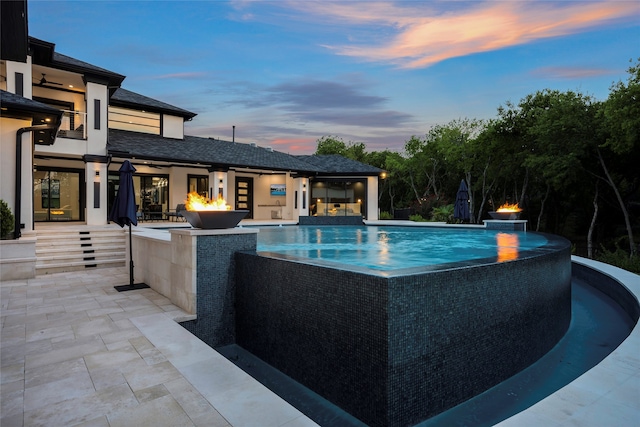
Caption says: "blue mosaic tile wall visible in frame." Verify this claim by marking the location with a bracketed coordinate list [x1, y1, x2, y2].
[235, 255, 389, 423]
[298, 215, 364, 225]
[181, 233, 256, 348]
[572, 262, 639, 323]
[235, 235, 572, 427]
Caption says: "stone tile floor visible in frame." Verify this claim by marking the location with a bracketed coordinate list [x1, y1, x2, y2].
[1, 267, 315, 427]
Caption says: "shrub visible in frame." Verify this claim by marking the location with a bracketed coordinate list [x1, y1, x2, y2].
[431, 204, 454, 222]
[409, 214, 427, 222]
[379, 211, 393, 220]
[0, 199, 15, 239]
[596, 246, 640, 274]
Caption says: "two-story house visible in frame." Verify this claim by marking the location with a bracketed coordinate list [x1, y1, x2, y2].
[1, 0, 382, 242]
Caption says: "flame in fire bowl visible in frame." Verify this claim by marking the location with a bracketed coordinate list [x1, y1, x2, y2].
[489, 202, 522, 220]
[182, 191, 248, 229]
[182, 210, 249, 229]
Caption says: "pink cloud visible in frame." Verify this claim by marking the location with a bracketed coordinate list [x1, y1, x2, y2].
[270, 137, 318, 152]
[294, 1, 640, 69]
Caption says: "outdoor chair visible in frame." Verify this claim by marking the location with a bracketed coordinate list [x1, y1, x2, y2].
[165, 203, 186, 222]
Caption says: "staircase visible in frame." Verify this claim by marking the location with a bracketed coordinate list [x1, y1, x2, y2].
[35, 226, 127, 275]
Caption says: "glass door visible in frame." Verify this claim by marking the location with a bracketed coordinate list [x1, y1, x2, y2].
[34, 169, 83, 221]
[137, 175, 169, 221]
[188, 175, 209, 198]
[235, 177, 253, 219]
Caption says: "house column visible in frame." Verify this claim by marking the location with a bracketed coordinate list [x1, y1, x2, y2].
[367, 176, 379, 220]
[19, 130, 34, 235]
[210, 170, 228, 201]
[293, 177, 309, 221]
[83, 80, 109, 154]
[84, 155, 109, 225]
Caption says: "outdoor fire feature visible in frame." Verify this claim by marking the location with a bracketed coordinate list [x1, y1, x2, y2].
[183, 192, 248, 229]
[489, 202, 522, 220]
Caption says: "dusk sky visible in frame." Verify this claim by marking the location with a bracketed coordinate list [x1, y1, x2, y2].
[28, 1, 639, 154]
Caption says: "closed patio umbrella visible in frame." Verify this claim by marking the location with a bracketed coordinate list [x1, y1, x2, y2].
[454, 179, 470, 221]
[109, 160, 149, 291]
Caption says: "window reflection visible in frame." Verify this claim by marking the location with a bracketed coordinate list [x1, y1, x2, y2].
[496, 232, 519, 262]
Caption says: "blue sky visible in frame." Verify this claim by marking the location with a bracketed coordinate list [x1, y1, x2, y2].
[28, 1, 639, 154]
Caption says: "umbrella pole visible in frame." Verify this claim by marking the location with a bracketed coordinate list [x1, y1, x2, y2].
[114, 218, 149, 292]
[129, 223, 134, 286]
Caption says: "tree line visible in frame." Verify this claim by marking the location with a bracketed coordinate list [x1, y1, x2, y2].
[315, 59, 639, 264]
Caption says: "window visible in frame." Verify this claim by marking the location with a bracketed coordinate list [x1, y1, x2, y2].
[108, 106, 160, 134]
[310, 179, 366, 218]
[108, 173, 169, 221]
[188, 175, 209, 198]
[34, 169, 84, 221]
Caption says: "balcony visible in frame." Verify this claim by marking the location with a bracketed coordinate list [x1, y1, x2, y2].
[56, 110, 87, 140]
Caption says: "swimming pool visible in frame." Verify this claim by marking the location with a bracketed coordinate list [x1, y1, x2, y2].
[256, 225, 548, 271]
[236, 225, 572, 426]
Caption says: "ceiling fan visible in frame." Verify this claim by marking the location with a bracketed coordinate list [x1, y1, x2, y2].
[37, 73, 63, 86]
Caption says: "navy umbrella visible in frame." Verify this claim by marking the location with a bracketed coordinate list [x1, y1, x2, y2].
[109, 160, 148, 291]
[454, 179, 470, 221]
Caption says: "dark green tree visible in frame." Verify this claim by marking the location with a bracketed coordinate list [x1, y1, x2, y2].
[599, 59, 640, 256]
[315, 136, 347, 155]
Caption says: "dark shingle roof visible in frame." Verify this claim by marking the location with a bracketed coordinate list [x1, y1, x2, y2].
[108, 130, 380, 175]
[1, 89, 64, 117]
[108, 129, 325, 173]
[111, 88, 197, 120]
[53, 52, 125, 79]
[296, 154, 382, 175]
[28, 37, 125, 89]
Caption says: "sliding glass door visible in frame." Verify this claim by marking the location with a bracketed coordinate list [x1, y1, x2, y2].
[34, 169, 84, 221]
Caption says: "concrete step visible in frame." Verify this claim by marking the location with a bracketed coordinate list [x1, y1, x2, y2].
[36, 244, 125, 254]
[35, 227, 127, 275]
[37, 251, 125, 264]
[36, 258, 127, 275]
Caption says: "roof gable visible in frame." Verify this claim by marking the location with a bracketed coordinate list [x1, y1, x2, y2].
[28, 37, 125, 90]
[110, 88, 197, 120]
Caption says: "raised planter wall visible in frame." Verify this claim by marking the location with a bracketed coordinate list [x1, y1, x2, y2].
[0, 237, 36, 281]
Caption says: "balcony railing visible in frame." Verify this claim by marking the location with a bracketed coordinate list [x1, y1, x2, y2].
[56, 110, 87, 140]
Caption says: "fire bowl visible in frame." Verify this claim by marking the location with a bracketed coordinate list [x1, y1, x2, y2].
[489, 211, 521, 220]
[182, 210, 249, 229]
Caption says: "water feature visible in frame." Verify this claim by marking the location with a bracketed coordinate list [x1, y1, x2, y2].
[235, 225, 572, 426]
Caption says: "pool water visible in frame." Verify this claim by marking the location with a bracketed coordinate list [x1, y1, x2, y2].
[256, 225, 548, 270]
